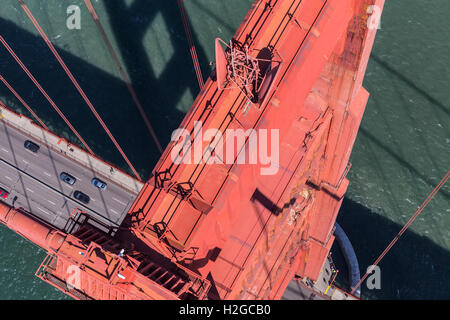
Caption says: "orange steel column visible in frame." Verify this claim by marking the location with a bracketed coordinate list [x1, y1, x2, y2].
[0, 202, 66, 252]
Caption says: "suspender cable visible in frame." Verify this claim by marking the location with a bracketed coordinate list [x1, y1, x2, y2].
[18, 0, 142, 181]
[0, 35, 94, 155]
[177, 0, 204, 90]
[0, 74, 48, 130]
[83, 0, 163, 154]
[350, 171, 450, 295]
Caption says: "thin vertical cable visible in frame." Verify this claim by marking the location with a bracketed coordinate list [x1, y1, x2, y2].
[18, 0, 142, 180]
[83, 0, 163, 154]
[0, 35, 94, 154]
[0, 73, 48, 130]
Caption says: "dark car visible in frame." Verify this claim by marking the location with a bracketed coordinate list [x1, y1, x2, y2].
[91, 178, 107, 190]
[0, 187, 9, 199]
[24, 140, 40, 153]
[73, 191, 90, 204]
[60, 172, 76, 185]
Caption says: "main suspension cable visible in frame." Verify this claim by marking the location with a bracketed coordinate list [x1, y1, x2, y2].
[0, 73, 48, 130]
[83, 0, 163, 154]
[0, 35, 94, 154]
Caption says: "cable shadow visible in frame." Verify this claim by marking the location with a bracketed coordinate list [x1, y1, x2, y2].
[331, 197, 450, 299]
[39, 133, 76, 226]
[370, 54, 450, 117]
[0, 16, 159, 178]
[101, 0, 212, 142]
[0, 1, 214, 180]
[358, 127, 450, 201]
[2, 124, 33, 213]
[0, 0, 248, 181]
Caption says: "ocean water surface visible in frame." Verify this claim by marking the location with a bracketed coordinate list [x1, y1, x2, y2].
[0, 0, 448, 299]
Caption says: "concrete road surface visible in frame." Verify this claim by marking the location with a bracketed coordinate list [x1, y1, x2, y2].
[0, 120, 137, 230]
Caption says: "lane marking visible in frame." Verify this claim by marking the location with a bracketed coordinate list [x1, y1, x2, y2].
[5, 176, 12, 181]
[112, 197, 127, 206]
[47, 200, 56, 206]
[0, 157, 121, 228]
[110, 208, 118, 215]
[37, 207, 52, 216]
[1, 148, 9, 153]
[43, 171, 51, 177]
[26, 187, 34, 193]
[22, 159, 29, 164]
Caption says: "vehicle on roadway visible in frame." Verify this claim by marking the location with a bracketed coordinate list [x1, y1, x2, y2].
[91, 178, 107, 190]
[73, 191, 90, 204]
[60, 172, 76, 185]
[24, 140, 40, 153]
[0, 187, 9, 199]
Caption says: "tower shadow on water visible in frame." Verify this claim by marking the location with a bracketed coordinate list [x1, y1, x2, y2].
[331, 197, 450, 300]
[0, 0, 214, 180]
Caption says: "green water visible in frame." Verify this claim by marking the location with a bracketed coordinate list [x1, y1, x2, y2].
[0, 0, 448, 299]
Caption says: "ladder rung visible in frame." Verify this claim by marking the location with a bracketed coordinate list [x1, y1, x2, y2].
[139, 263, 155, 275]
[95, 236, 107, 244]
[84, 233, 100, 242]
[162, 275, 176, 286]
[76, 228, 92, 238]
[169, 278, 184, 291]
[148, 268, 163, 278]
[155, 271, 170, 282]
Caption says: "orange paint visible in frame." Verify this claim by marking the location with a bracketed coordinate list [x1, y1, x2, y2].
[0, 0, 384, 300]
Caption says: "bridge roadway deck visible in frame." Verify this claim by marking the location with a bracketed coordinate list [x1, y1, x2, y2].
[0, 106, 143, 231]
